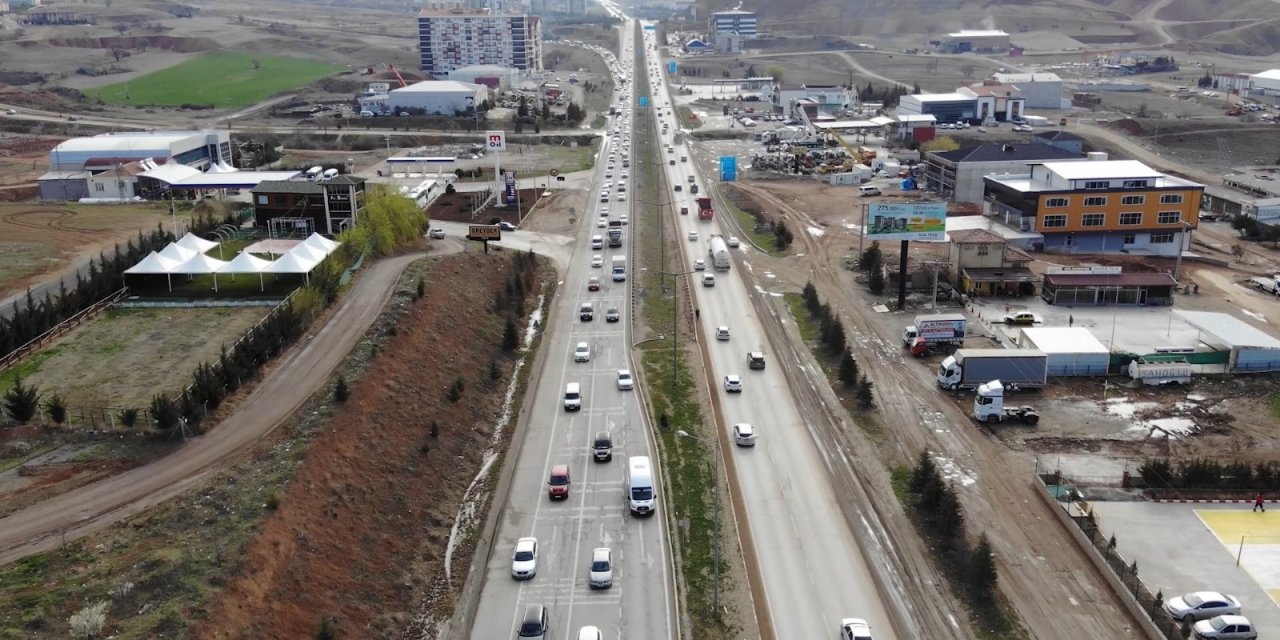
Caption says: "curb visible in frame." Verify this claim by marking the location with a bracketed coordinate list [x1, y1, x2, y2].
[1149, 497, 1275, 504]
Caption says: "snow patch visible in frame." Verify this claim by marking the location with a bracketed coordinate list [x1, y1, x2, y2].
[1102, 397, 1158, 420]
[1242, 309, 1268, 323]
[933, 455, 977, 487]
[806, 226, 826, 237]
[523, 294, 545, 348]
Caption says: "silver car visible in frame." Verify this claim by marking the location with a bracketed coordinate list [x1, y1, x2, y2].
[1166, 591, 1242, 623]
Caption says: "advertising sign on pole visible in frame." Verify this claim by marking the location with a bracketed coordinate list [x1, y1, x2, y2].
[485, 130, 507, 152]
[667, 61, 677, 75]
[719, 156, 737, 182]
[504, 171, 518, 205]
[866, 202, 946, 242]
[467, 225, 501, 241]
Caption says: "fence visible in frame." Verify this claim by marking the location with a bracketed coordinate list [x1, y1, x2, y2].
[0, 287, 129, 372]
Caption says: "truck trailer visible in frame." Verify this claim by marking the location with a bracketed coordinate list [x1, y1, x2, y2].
[1128, 358, 1192, 385]
[696, 196, 714, 221]
[611, 256, 626, 281]
[937, 349, 1048, 391]
[903, 313, 967, 355]
[708, 235, 731, 271]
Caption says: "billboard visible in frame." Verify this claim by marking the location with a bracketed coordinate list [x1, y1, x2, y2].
[866, 202, 946, 241]
[468, 225, 501, 241]
[667, 61, 677, 74]
[485, 130, 507, 152]
[719, 156, 737, 182]
[504, 171, 518, 205]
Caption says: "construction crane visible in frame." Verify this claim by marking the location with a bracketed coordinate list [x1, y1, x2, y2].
[388, 64, 408, 88]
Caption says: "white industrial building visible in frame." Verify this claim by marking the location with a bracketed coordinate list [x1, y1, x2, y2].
[417, 4, 542, 78]
[46, 130, 231, 172]
[1250, 69, 1280, 97]
[1177, 311, 1280, 373]
[1016, 327, 1110, 376]
[939, 30, 1010, 53]
[987, 72, 1064, 109]
[388, 80, 488, 115]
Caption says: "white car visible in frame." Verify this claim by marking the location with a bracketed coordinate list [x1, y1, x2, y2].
[840, 618, 873, 640]
[577, 627, 604, 640]
[617, 193, 626, 201]
[726, 236, 740, 248]
[693, 259, 705, 271]
[1166, 592, 1243, 623]
[733, 423, 756, 447]
[597, 217, 608, 228]
[511, 537, 538, 579]
[620, 213, 629, 225]
[588, 547, 614, 588]
[1192, 615, 1257, 639]
[574, 342, 591, 363]
[723, 375, 742, 393]
[616, 369, 634, 390]
[716, 326, 730, 341]
[688, 231, 699, 241]
[428, 228, 446, 239]
[593, 254, 607, 268]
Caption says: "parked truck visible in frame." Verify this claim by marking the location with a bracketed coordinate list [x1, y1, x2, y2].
[903, 313, 967, 356]
[708, 235, 731, 270]
[1249, 276, 1280, 296]
[696, 196, 714, 221]
[973, 380, 1040, 425]
[611, 256, 626, 281]
[1128, 357, 1192, 385]
[608, 227, 623, 248]
[937, 349, 1048, 391]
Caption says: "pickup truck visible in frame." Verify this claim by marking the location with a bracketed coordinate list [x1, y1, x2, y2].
[1002, 311, 1042, 325]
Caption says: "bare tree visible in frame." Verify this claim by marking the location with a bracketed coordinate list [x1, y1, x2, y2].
[113, 23, 127, 36]
[110, 48, 126, 62]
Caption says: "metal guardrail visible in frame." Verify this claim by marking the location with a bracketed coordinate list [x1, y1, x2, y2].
[0, 287, 129, 372]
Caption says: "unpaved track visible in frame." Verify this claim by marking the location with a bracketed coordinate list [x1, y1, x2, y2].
[731, 184, 1142, 638]
[0, 251, 428, 566]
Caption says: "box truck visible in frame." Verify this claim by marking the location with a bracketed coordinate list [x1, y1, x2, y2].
[611, 256, 626, 281]
[903, 313, 967, 355]
[937, 349, 1048, 391]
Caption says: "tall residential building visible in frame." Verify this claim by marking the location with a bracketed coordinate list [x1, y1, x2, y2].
[710, 10, 757, 38]
[418, 3, 542, 78]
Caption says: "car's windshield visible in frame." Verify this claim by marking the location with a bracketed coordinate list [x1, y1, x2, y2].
[631, 487, 652, 500]
[591, 560, 610, 571]
[549, 475, 568, 486]
[1209, 618, 1228, 631]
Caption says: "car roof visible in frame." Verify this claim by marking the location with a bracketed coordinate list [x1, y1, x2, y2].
[1210, 614, 1249, 624]
[516, 536, 537, 548]
[592, 547, 611, 560]
[523, 604, 544, 621]
[551, 464, 569, 474]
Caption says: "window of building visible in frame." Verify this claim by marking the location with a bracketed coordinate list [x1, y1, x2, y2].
[1160, 194, 1184, 204]
[1044, 197, 1069, 208]
[1157, 211, 1181, 224]
[1121, 195, 1145, 205]
[94, 183, 105, 192]
[1083, 180, 1109, 190]
[1123, 233, 1136, 245]
[1082, 213, 1105, 227]
[1042, 214, 1067, 229]
[257, 195, 269, 205]
[1083, 196, 1107, 207]
[1119, 212, 1143, 225]
[976, 245, 989, 256]
[1122, 180, 1149, 188]
[1151, 232, 1175, 244]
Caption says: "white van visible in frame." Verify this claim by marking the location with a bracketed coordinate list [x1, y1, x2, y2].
[591, 235, 603, 250]
[564, 382, 582, 411]
[626, 456, 656, 515]
[858, 186, 882, 197]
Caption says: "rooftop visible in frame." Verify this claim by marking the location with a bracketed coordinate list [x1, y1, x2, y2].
[712, 9, 756, 15]
[252, 180, 323, 195]
[1019, 327, 1109, 354]
[909, 92, 975, 103]
[1177, 310, 1280, 349]
[932, 143, 1083, 164]
[946, 30, 1010, 38]
[393, 80, 485, 94]
[964, 84, 1021, 97]
[54, 131, 217, 154]
[946, 215, 1042, 242]
[1042, 272, 1178, 287]
[991, 72, 1063, 83]
[1251, 69, 1280, 81]
[1033, 130, 1085, 142]
[1044, 159, 1162, 180]
[948, 228, 1005, 244]
[896, 114, 937, 123]
[418, 5, 494, 17]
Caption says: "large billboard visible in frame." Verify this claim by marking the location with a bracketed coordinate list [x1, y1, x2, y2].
[719, 156, 737, 182]
[504, 171, 518, 205]
[866, 202, 946, 241]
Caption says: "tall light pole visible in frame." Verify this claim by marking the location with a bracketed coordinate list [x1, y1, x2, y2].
[659, 268, 697, 388]
[676, 428, 721, 617]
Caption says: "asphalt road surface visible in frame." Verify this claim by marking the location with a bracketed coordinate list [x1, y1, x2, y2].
[467, 20, 679, 640]
[643, 26, 901, 640]
[0, 250, 436, 565]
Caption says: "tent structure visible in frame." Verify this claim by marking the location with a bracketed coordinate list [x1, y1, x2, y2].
[170, 253, 229, 291]
[123, 251, 180, 291]
[175, 232, 218, 253]
[303, 233, 341, 253]
[158, 243, 197, 263]
[221, 251, 274, 292]
[288, 242, 327, 263]
[263, 251, 319, 284]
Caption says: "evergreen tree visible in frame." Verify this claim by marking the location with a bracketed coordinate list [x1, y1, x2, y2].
[334, 375, 350, 402]
[868, 267, 886, 295]
[148, 394, 180, 430]
[838, 348, 858, 387]
[3, 377, 41, 423]
[910, 449, 937, 494]
[856, 375, 875, 409]
[967, 534, 999, 607]
[502, 317, 520, 352]
[802, 281, 820, 315]
[45, 393, 67, 425]
[858, 241, 883, 273]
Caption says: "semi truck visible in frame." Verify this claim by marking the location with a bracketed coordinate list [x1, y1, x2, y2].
[937, 349, 1048, 391]
[607, 227, 623, 248]
[708, 235, 731, 270]
[611, 256, 626, 281]
[903, 313, 967, 355]
[696, 196, 714, 221]
[1127, 358, 1192, 385]
[973, 380, 1040, 424]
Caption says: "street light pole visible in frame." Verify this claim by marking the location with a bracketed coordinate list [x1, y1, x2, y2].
[660, 269, 697, 389]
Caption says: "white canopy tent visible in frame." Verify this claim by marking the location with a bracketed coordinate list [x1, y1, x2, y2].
[302, 233, 341, 253]
[288, 242, 327, 263]
[123, 251, 180, 291]
[263, 251, 320, 285]
[158, 243, 197, 264]
[170, 253, 229, 291]
[175, 232, 218, 253]
[221, 251, 275, 292]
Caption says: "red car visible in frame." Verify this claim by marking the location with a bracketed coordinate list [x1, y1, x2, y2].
[588, 277, 600, 291]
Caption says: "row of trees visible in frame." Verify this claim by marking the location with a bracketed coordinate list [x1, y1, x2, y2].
[0, 210, 236, 357]
[800, 282, 875, 409]
[908, 451, 1001, 611]
[856, 241, 887, 295]
[1140, 458, 1280, 490]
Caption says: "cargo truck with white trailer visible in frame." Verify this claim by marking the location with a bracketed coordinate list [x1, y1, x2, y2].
[903, 313, 967, 355]
[708, 235, 731, 270]
[1127, 358, 1192, 385]
[937, 349, 1048, 391]
[611, 256, 626, 281]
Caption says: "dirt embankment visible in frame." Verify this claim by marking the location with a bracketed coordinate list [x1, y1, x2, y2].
[21, 36, 218, 53]
[196, 250, 547, 639]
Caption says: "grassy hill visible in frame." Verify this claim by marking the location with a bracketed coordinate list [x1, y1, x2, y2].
[83, 52, 344, 108]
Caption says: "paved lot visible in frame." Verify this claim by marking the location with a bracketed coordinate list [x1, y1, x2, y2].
[1090, 501, 1280, 631]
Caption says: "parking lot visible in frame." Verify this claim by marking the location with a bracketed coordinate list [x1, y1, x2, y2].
[1091, 502, 1280, 634]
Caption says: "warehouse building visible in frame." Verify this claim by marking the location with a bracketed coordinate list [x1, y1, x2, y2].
[388, 80, 487, 115]
[46, 130, 231, 172]
[1016, 327, 1110, 376]
[939, 30, 1010, 53]
[987, 72, 1064, 109]
[897, 92, 979, 125]
[1178, 310, 1280, 373]
[417, 4, 542, 78]
[1248, 69, 1280, 97]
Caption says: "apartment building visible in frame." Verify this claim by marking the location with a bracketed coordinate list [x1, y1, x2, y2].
[983, 158, 1204, 257]
[418, 3, 542, 78]
[710, 10, 757, 38]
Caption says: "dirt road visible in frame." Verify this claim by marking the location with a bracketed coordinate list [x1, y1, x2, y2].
[0, 251, 429, 566]
[729, 183, 1143, 638]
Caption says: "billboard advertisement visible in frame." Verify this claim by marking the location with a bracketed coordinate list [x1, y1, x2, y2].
[639, 96, 649, 108]
[667, 61, 677, 75]
[719, 156, 737, 182]
[504, 171, 517, 205]
[866, 202, 945, 241]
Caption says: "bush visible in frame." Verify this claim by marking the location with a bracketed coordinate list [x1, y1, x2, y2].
[502, 317, 520, 352]
[446, 377, 465, 402]
[868, 267, 886, 295]
[856, 376, 875, 409]
[316, 616, 339, 640]
[45, 393, 68, 425]
[3, 377, 41, 423]
[334, 375, 350, 403]
[265, 491, 280, 510]
[118, 407, 140, 428]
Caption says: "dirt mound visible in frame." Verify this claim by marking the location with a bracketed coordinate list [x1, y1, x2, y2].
[33, 35, 218, 53]
[0, 186, 38, 202]
[1102, 118, 1146, 137]
[196, 251, 543, 639]
[0, 87, 84, 110]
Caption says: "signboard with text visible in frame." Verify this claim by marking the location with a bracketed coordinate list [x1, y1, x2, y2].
[667, 61, 677, 75]
[719, 156, 737, 182]
[485, 130, 507, 152]
[866, 202, 946, 242]
[468, 225, 500, 241]
[504, 171, 518, 205]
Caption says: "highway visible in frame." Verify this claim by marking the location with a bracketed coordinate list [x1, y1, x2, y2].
[642, 25, 901, 639]
[467, 18, 678, 640]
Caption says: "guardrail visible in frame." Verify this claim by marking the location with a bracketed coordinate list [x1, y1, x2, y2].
[0, 287, 129, 372]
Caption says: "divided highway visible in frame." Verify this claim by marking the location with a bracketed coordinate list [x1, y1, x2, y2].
[468, 20, 678, 640]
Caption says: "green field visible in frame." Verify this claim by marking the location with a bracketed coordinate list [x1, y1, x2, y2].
[84, 52, 343, 108]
